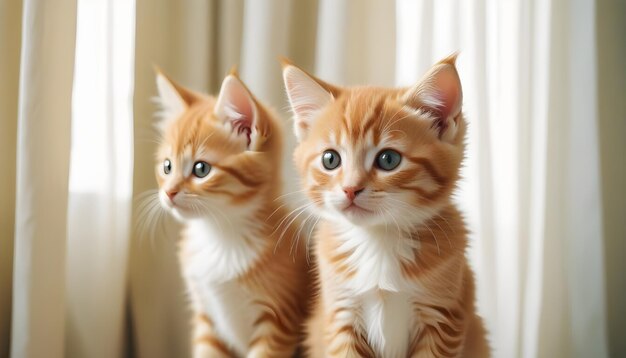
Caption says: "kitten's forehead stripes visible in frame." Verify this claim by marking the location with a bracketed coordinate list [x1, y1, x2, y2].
[331, 93, 400, 147]
[360, 98, 385, 142]
[169, 103, 209, 153]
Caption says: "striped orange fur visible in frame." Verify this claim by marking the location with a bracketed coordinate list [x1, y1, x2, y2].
[153, 70, 310, 357]
[283, 55, 490, 357]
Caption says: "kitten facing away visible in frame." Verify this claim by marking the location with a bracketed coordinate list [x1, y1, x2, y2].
[282, 55, 490, 357]
[150, 69, 310, 357]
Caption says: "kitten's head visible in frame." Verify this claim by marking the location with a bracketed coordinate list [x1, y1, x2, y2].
[282, 55, 465, 229]
[153, 69, 281, 221]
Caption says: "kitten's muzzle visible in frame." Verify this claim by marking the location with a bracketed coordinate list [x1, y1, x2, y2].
[343, 186, 364, 201]
[166, 190, 179, 201]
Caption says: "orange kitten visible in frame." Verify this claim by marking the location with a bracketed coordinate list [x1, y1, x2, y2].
[282, 55, 489, 357]
[152, 69, 310, 357]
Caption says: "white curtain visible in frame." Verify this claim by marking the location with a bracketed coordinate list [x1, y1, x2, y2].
[65, 0, 134, 357]
[11, 0, 76, 357]
[2, 0, 624, 357]
[4, 0, 134, 357]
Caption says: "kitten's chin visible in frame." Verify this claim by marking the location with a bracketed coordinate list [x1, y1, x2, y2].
[327, 204, 382, 227]
[159, 198, 195, 222]
[168, 208, 190, 222]
[170, 205, 214, 222]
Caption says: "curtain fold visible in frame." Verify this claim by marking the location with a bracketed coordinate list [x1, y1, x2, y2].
[11, 0, 77, 357]
[316, 0, 396, 86]
[555, 0, 607, 355]
[596, 2, 626, 357]
[0, 0, 22, 355]
[63, 0, 135, 356]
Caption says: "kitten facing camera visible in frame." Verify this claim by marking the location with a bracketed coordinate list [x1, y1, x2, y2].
[283, 54, 490, 357]
[151, 69, 310, 357]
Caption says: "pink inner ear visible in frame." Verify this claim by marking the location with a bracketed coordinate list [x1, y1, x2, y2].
[416, 64, 463, 138]
[227, 90, 253, 146]
[217, 76, 256, 147]
[232, 118, 252, 146]
[431, 65, 462, 120]
[429, 89, 457, 136]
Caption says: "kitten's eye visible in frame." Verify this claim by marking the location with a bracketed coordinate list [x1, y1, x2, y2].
[193, 161, 211, 178]
[322, 150, 341, 170]
[376, 149, 401, 171]
[163, 159, 172, 174]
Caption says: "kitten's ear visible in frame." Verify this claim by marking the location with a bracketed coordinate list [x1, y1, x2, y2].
[214, 74, 258, 149]
[281, 60, 336, 142]
[154, 67, 201, 129]
[404, 54, 463, 142]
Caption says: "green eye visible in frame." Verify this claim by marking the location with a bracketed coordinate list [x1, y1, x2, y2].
[376, 149, 401, 171]
[322, 150, 341, 170]
[163, 159, 172, 174]
[193, 161, 211, 178]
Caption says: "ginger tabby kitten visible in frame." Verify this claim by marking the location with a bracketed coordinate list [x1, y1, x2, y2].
[282, 55, 489, 357]
[152, 69, 309, 357]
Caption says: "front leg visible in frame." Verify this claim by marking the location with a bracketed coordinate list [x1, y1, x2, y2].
[324, 307, 374, 358]
[246, 306, 299, 358]
[409, 305, 465, 358]
[192, 313, 233, 358]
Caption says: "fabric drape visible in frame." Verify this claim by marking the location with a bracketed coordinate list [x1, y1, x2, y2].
[0, 0, 22, 356]
[63, 0, 135, 357]
[10, 0, 77, 357]
[597, 2, 626, 355]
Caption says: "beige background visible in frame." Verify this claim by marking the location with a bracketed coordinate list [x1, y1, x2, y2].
[597, 1, 626, 355]
[0, 0, 21, 355]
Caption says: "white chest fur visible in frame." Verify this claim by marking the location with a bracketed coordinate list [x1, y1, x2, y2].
[182, 218, 266, 355]
[334, 226, 419, 293]
[361, 290, 414, 358]
[183, 218, 265, 283]
[328, 226, 422, 357]
[196, 279, 261, 356]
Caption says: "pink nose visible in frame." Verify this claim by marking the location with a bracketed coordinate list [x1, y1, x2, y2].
[343, 186, 364, 201]
[166, 190, 178, 201]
